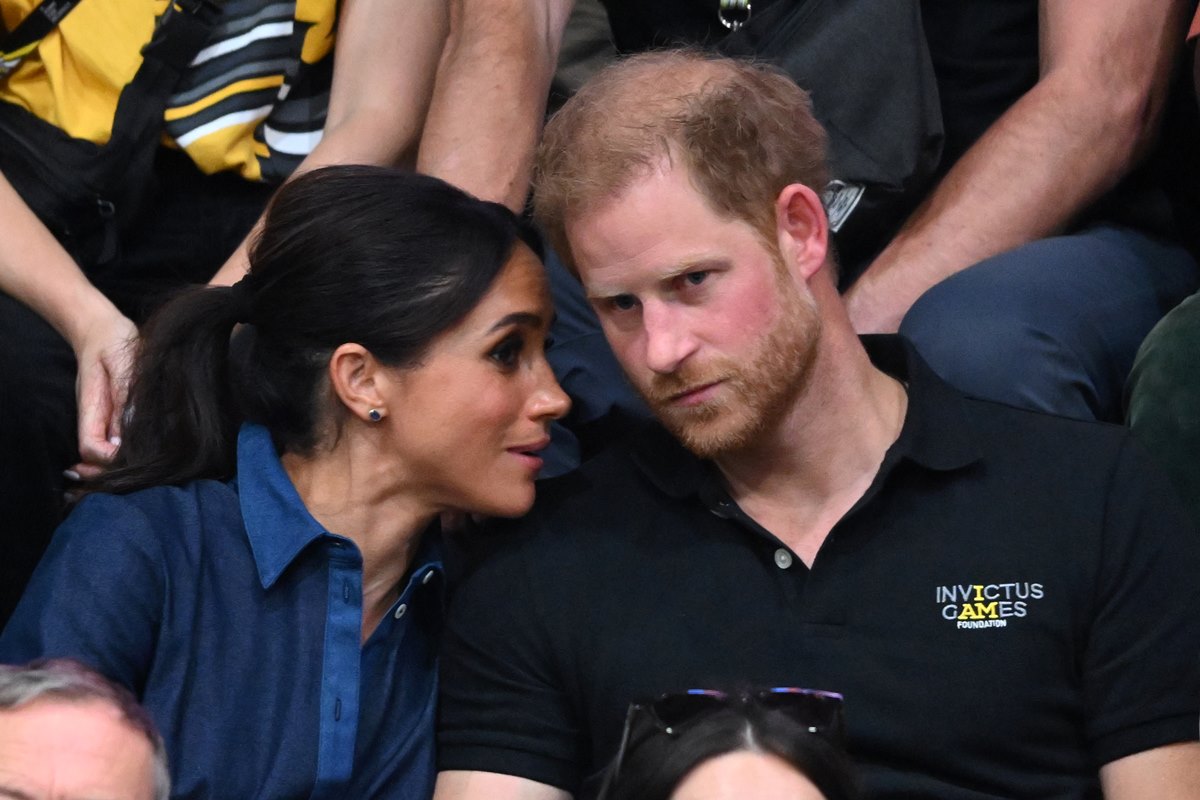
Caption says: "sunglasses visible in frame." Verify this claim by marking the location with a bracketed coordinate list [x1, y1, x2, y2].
[602, 687, 845, 792]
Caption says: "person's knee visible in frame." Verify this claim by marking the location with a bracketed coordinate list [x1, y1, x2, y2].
[899, 271, 1079, 413]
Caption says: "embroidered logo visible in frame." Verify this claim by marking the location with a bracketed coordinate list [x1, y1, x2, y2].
[936, 582, 1044, 629]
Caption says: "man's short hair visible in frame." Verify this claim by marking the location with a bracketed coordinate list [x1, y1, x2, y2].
[534, 49, 830, 271]
[0, 658, 171, 800]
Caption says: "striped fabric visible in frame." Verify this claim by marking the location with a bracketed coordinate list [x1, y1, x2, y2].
[0, 0, 338, 183]
[165, 0, 338, 181]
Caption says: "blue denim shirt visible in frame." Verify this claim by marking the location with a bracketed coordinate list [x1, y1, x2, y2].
[1, 424, 444, 799]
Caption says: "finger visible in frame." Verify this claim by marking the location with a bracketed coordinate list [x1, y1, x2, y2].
[66, 462, 106, 480]
[104, 349, 135, 440]
[76, 368, 119, 465]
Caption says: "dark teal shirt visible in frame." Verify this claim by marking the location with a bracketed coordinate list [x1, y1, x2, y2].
[1, 423, 444, 800]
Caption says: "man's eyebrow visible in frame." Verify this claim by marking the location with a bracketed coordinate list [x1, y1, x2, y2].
[487, 311, 544, 333]
[586, 257, 732, 301]
[665, 257, 730, 277]
[585, 288, 627, 302]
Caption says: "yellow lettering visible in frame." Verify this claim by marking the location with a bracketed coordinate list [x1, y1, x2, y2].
[974, 602, 998, 618]
[972, 584, 985, 601]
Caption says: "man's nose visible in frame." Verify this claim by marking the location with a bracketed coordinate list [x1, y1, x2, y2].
[642, 300, 697, 375]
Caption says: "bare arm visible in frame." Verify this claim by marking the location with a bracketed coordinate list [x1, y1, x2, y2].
[1100, 741, 1200, 799]
[434, 771, 571, 800]
[210, 0, 448, 285]
[0, 170, 136, 472]
[416, 0, 574, 211]
[844, 0, 1192, 333]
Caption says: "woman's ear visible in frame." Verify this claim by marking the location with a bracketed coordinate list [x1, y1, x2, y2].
[328, 343, 390, 424]
[774, 183, 831, 282]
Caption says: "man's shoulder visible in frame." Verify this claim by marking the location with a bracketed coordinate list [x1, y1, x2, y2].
[473, 424, 686, 562]
[958, 394, 1133, 467]
[943, 394, 1171, 524]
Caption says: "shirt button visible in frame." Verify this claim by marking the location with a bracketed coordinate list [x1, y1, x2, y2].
[422, 571, 434, 585]
[774, 548, 794, 570]
[394, 603, 408, 620]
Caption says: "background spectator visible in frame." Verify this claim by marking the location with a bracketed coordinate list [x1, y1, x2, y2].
[597, 688, 859, 800]
[0, 0, 449, 624]
[1124, 7, 1200, 533]
[0, 658, 168, 800]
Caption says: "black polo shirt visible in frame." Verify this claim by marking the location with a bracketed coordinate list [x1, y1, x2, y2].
[438, 336, 1200, 799]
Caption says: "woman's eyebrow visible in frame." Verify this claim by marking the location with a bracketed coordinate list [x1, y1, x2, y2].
[487, 311, 544, 333]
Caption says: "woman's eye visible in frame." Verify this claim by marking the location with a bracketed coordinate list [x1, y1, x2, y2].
[489, 336, 523, 369]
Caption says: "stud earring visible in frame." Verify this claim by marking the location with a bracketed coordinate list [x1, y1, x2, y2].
[368, 408, 383, 422]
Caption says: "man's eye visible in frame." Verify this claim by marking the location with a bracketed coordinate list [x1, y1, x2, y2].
[489, 336, 523, 369]
[684, 271, 709, 286]
[610, 294, 639, 312]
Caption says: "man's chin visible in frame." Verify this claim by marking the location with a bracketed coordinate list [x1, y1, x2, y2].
[664, 413, 758, 460]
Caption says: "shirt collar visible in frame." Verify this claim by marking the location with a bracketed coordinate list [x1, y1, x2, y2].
[860, 334, 983, 472]
[631, 334, 983, 498]
[236, 423, 338, 589]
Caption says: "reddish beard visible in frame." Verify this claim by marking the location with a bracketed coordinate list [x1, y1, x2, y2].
[636, 289, 821, 459]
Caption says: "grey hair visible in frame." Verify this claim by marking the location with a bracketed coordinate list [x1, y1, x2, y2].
[0, 659, 170, 800]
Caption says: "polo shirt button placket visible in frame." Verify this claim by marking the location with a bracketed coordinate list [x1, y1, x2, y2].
[774, 548, 794, 570]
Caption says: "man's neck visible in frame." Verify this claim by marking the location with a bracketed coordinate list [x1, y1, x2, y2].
[714, 334, 908, 566]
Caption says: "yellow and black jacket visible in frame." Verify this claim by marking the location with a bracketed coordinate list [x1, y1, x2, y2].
[1, 0, 337, 183]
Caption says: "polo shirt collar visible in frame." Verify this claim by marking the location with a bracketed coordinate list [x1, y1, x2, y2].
[630, 334, 982, 498]
[236, 423, 341, 590]
[861, 334, 983, 472]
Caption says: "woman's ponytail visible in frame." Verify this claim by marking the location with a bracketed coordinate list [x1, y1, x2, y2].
[91, 282, 251, 493]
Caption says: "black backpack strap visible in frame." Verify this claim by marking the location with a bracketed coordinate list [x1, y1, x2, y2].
[104, 0, 222, 159]
[0, 0, 224, 266]
[1, 0, 85, 74]
[83, 0, 220, 262]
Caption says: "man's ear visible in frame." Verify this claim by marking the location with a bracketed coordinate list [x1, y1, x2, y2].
[774, 183, 830, 281]
[328, 343, 390, 424]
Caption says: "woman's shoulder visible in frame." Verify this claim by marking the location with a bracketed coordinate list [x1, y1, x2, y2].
[63, 478, 243, 552]
[0, 479, 242, 679]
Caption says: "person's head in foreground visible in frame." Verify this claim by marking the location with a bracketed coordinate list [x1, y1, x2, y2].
[534, 50, 865, 461]
[103, 165, 569, 517]
[598, 688, 859, 800]
[0, 659, 168, 800]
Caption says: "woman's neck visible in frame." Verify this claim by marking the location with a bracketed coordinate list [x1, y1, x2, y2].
[281, 437, 434, 641]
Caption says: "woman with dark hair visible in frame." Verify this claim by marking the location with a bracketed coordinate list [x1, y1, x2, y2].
[600, 689, 860, 800]
[0, 166, 570, 798]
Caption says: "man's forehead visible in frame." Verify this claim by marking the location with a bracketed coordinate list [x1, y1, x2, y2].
[0, 700, 155, 800]
[566, 164, 768, 291]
